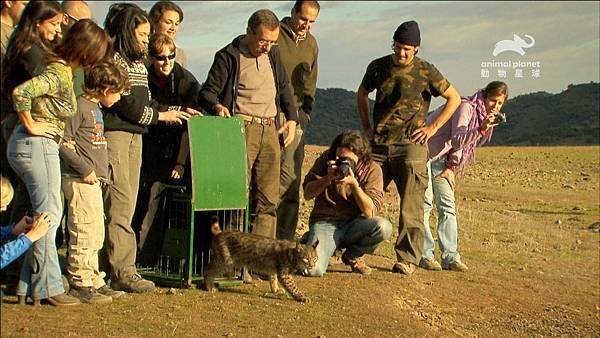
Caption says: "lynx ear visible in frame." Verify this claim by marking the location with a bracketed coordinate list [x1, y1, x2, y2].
[312, 240, 319, 249]
[210, 215, 221, 235]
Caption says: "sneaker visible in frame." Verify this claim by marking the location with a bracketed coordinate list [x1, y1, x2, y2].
[341, 253, 372, 275]
[392, 261, 416, 275]
[44, 292, 81, 306]
[329, 250, 343, 266]
[69, 286, 112, 304]
[111, 274, 155, 293]
[419, 257, 442, 271]
[97, 285, 125, 299]
[442, 260, 469, 272]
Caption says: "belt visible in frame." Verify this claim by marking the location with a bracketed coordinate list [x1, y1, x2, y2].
[236, 114, 275, 126]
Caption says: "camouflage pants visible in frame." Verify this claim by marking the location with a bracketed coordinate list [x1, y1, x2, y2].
[375, 143, 430, 265]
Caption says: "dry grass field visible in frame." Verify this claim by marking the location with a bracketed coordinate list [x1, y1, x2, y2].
[1, 146, 598, 337]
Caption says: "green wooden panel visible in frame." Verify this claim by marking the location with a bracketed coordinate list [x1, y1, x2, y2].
[188, 116, 248, 210]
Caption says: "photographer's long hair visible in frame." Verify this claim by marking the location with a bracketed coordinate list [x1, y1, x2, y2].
[326, 129, 372, 165]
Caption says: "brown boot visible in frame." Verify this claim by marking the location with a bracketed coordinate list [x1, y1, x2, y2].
[44, 293, 81, 306]
[341, 253, 372, 275]
[419, 257, 442, 271]
[442, 260, 469, 272]
[392, 261, 416, 275]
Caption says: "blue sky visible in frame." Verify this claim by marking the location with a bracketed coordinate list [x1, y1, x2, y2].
[89, 1, 600, 102]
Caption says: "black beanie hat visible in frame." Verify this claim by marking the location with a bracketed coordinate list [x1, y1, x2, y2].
[393, 20, 421, 46]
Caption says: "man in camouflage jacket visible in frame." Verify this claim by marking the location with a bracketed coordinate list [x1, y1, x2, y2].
[356, 20, 461, 275]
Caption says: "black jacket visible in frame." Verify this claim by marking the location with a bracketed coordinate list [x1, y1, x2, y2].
[1, 43, 45, 121]
[198, 35, 298, 122]
[147, 62, 202, 110]
[141, 62, 201, 184]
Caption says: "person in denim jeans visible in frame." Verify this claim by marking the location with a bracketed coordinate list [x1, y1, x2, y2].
[357, 21, 461, 275]
[7, 20, 111, 306]
[2, 1, 62, 240]
[303, 130, 392, 276]
[420, 81, 508, 272]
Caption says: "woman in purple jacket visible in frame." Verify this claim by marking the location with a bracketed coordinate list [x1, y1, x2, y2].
[419, 81, 508, 272]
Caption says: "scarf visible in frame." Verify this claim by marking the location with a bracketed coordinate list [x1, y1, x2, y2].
[457, 90, 494, 174]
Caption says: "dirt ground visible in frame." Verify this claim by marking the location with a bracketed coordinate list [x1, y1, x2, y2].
[1, 146, 599, 337]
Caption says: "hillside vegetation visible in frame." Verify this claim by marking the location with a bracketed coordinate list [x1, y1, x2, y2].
[306, 83, 600, 146]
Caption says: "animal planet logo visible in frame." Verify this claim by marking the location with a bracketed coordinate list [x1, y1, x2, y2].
[480, 34, 541, 79]
[492, 34, 535, 56]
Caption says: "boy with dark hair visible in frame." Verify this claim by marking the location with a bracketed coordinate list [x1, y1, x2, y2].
[60, 61, 129, 304]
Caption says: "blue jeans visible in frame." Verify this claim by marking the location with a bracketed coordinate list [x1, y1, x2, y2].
[305, 216, 392, 277]
[422, 157, 461, 264]
[7, 125, 64, 299]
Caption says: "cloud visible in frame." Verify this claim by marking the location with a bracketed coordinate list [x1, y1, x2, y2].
[89, 1, 599, 97]
[313, 1, 599, 96]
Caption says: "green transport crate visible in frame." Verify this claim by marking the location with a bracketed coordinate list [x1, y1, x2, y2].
[138, 116, 249, 288]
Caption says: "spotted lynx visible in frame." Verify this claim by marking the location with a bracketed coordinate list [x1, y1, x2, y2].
[203, 217, 318, 302]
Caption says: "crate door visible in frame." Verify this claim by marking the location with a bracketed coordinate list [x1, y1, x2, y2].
[187, 116, 248, 211]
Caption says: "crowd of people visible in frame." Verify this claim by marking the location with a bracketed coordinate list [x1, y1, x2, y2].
[0, 0, 508, 307]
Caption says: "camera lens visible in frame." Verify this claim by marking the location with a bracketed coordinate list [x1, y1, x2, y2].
[334, 157, 356, 180]
[335, 164, 350, 179]
[495, 112, 506, 123]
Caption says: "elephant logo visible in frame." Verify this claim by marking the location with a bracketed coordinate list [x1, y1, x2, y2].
[492, 34, 535, 56]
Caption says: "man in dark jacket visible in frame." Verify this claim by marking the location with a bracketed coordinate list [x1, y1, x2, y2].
[199, 9, 299, 239]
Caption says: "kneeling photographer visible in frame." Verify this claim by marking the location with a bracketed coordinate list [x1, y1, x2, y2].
[303, 130, 392, 277]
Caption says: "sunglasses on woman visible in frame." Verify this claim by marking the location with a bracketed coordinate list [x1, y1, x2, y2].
[153, 52, 176, 61]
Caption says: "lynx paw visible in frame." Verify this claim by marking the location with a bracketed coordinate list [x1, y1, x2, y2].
[294, 295, 310, 303]
[203, 283, 218, 293]
[270, 287, 286, 295]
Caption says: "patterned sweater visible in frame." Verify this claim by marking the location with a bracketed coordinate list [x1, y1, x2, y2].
[12, 61, 76, 133]
[103, 52, 168, 134]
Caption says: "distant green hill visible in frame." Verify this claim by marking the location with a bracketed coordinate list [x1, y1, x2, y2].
[489, 82, 599, 145]
[306, 83, 599, 146]
[305, 88, 364, 146]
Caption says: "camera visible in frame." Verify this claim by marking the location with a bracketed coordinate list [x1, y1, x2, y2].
[494, 112, 507, 124]
[334, 156, 357, 180]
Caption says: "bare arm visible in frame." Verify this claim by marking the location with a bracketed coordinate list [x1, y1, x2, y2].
[343, 170, 376, 217]
[411, 85, 461, 144]
[303, 160, 335, 201]
[16, 111, 60, 138]
[430, 85, 461, 133]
